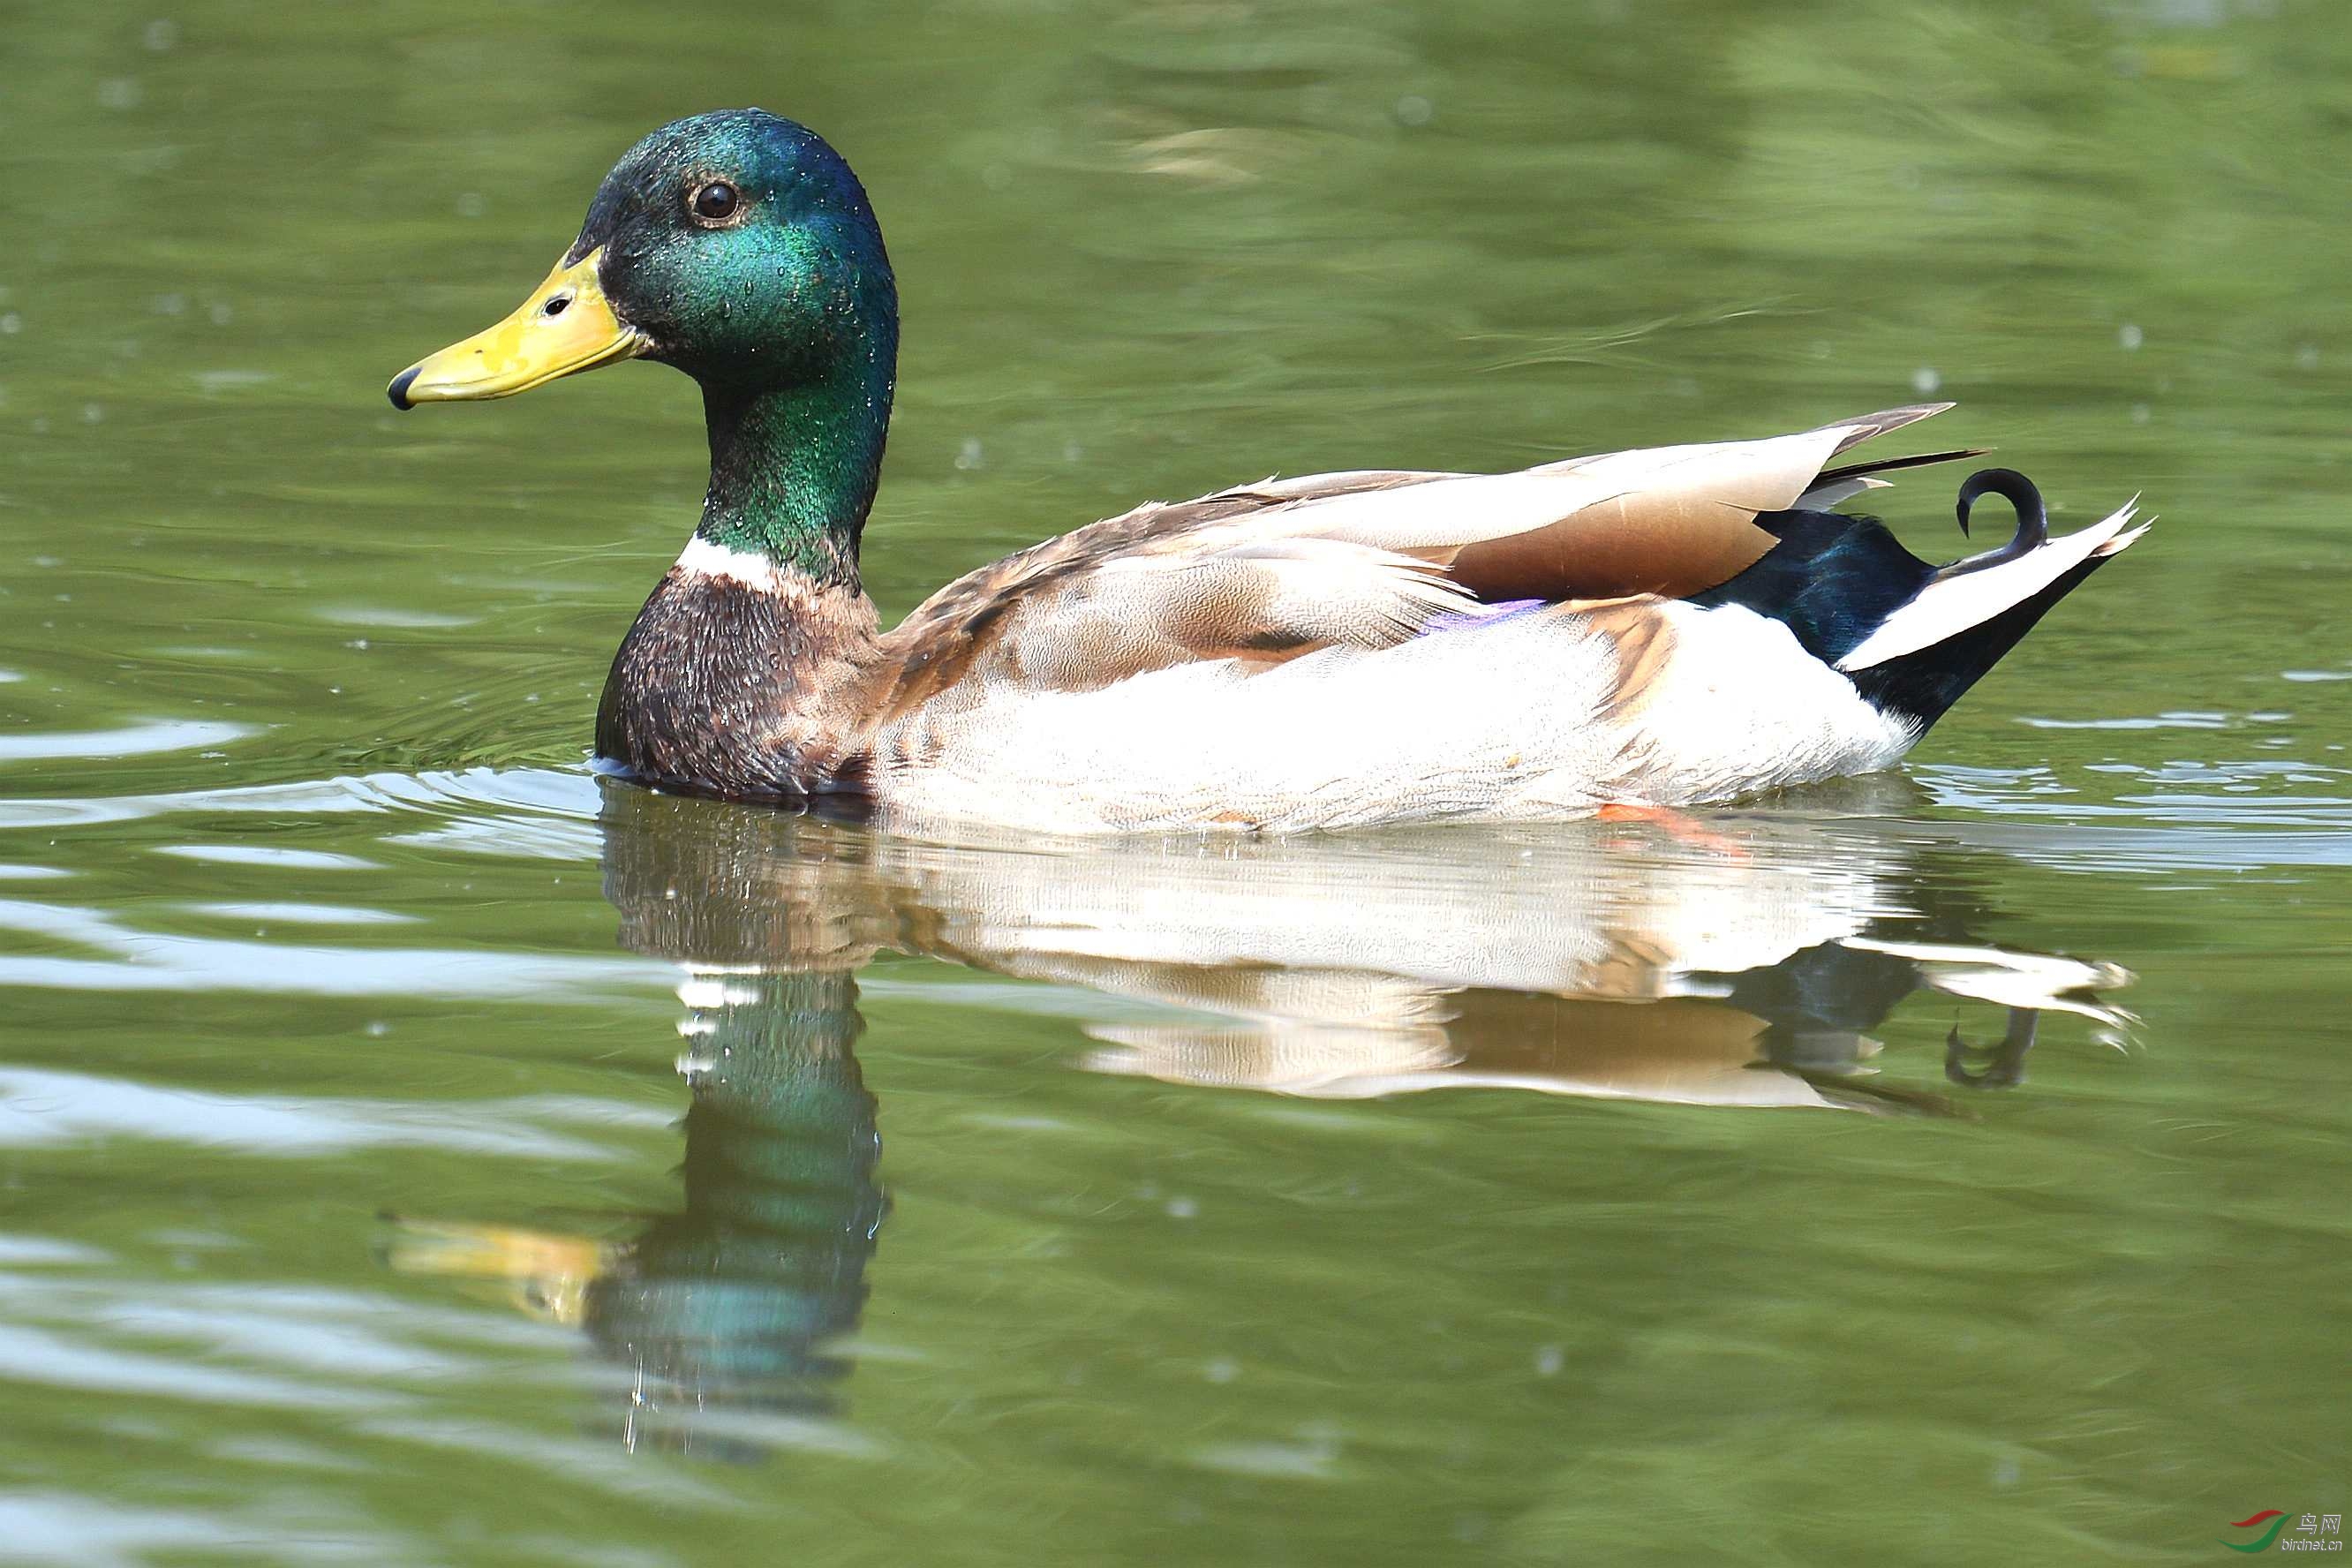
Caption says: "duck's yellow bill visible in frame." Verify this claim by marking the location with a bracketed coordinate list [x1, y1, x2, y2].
[388, 248, 644, 410]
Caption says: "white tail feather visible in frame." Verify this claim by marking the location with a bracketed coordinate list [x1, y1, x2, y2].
[1836, 500, 2145, 673]
[2092, 521, 2152, 557]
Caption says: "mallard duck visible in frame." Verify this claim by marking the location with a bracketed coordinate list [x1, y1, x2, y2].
[390, 109, 2147, 833]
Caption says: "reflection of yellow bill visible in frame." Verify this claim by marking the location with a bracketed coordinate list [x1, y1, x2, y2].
[388, 247, 643, 409]
[381, 1217, 615, 1326]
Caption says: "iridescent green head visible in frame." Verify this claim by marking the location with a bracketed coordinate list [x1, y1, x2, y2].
[391, 109, 899, 582]
[575, 109, 897, 397]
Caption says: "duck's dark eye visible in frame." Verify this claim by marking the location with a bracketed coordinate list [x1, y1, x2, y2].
[690, 181, 740, 222]
[542, 294, 570, 318]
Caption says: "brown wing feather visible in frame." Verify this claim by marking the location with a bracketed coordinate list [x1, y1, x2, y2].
[1438, 492, 1780, 601]
[1442, 403, 1959, 600]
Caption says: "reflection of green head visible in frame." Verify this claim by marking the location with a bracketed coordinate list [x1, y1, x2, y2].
[585, 970, 883, 1440]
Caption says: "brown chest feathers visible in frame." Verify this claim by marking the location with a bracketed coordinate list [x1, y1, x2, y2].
[594, 569, 885, 801]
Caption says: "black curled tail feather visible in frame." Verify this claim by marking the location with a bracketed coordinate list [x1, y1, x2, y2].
[1943, 468, 2047, 578]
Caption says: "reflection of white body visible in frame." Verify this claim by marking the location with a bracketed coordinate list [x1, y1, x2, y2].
[613, 790, 2130, 1112]
[890, 817, 1903, 1000]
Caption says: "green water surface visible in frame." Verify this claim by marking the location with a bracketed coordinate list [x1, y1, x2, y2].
[1, 1, 2348, 1563]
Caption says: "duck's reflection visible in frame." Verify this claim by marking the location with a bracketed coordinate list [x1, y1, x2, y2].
[393, 775, 2131, 1453]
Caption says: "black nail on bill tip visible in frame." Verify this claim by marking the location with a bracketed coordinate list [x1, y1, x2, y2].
[388, 366, 420, 411]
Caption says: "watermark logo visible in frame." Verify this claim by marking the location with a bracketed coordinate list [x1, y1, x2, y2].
[2222, 1512, 2342, 1553]
[2226, 1514, 2292, 1554]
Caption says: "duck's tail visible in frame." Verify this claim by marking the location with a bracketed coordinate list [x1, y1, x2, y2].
[1692, 468, 2150, 733]
[1836, 479, 2147, 731]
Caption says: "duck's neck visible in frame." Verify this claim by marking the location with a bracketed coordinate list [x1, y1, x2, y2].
[693, 356, 893, 592]
[599, 342, 895, 798]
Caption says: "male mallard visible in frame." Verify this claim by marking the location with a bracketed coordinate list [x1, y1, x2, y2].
[390, 109, 2147, 833]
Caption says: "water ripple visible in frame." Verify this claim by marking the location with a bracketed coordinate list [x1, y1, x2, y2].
[0, 1069, 657, 1158]
[0, 898, 654, 998]
[0, 719, 253, 763]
